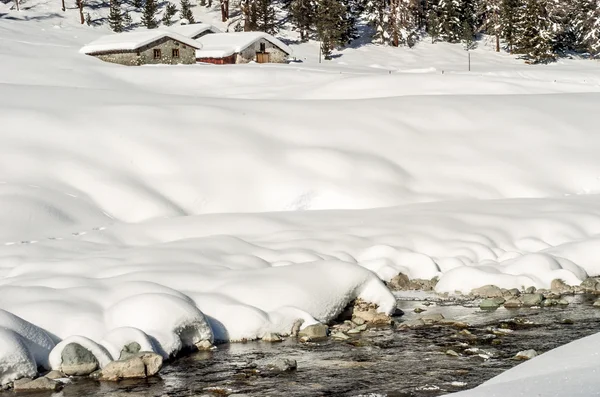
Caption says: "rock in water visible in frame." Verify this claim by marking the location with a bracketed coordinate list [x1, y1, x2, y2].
[504, 298, 523, 308]
[13, 377, 61, 391]
[420, 313, 445, 324]
[515, 349, 538, 360]
[60, 343, 99, 376]
[44, 370, 65, 380]
[471, 285, 504, 298]
[298, 324, 329, 339]
[262, 333, 282, 342]
[521, 293, 544, 307]
[98, 352, 163, 381]
[266, 358, 297, 372]
[480, 297, 506, 310]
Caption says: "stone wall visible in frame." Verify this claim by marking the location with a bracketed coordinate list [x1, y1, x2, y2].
[236, 38, 289, 64]
[91, 37, 197, 66]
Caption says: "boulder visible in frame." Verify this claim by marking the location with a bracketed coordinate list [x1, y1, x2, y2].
[593, 299, 600, 307]
[420, 313, 445, 324]
[13, 377, 61, 392]
[118, 342, 141, 360]
[331, 332, 350, 340]
[471, 285, 504, 298]
[298, 324, 329, 339]
[503, 298, 523, 308]
[515, 349, 538, 360]
[353, 309, 392, 325]
[524, 286, 536, 294]
[262, 333, 282, 342]
[388, 273, 410, 290]
[98, 352, 163, 381]
[581, 278, 599, 291]
[521, 293, 544, 307]
[480, 297, 506, 310]
[551, 279, 570, 292]
[60, 343, 99, 376]
[43, 370, 65, 380]
[195, 340, 213, 350]
[266, 358, 297, 372]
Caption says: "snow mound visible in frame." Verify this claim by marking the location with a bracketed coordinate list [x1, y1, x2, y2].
[449, 332, 600, 397]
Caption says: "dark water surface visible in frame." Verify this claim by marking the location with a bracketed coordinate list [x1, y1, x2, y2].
[30, 294, 600, 397]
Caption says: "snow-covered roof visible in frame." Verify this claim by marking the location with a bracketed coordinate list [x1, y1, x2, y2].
[195, 32, 292, 59]
[80, 31, 202, 54]
[164, 23, 221, 38]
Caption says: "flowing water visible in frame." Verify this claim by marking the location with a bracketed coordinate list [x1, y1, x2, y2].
[28, 294, 600, 397]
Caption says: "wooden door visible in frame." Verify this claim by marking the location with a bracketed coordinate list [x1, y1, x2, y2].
[256, 52, 270, 63]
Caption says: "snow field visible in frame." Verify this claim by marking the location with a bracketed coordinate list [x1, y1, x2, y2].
[2, 5, 600, 388]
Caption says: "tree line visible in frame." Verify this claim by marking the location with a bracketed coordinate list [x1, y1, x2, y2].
[65, 0, 600, 63]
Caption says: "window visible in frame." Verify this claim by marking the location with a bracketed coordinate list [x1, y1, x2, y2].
[259, 42, 266, 53]
[172, 48, 180, 58]
[153, 49, 161, 59]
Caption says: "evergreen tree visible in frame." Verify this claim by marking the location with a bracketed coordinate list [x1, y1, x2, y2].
[290, 0, 315, 41]
[255, 0, 277, 33]
[162, 2, 178, 25]
[123, 9, 133, 27]
[515, 0, 555, 63]
[388, 0, 419, 47]
[461, 18, 476, 48]
[481, 0, 502, 51]
[365, 0, 388, 44]
[339, 0, 363, 44]
[500, 0, 521, 52]
[180, 0, 195, 23]
[427, 3, 441, 43]
[583, 0, 600, 57]
[108, 0, 124, 32]
[141, 0, 159, 28]
[315, 0, 347, 58]
[437, 0, 461, 42]
[132, 0, 143, 9]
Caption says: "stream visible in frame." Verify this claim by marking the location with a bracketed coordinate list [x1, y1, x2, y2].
[26, 293, 600, 397]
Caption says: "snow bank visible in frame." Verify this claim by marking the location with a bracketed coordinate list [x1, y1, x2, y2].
[448, 332, 600, 397]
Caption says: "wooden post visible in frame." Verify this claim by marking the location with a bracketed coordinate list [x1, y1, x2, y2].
[468, 52, 471, 72]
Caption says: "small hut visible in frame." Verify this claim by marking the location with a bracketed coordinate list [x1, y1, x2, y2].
[80, 31, 202, 66]
[195, 32, 292, 64]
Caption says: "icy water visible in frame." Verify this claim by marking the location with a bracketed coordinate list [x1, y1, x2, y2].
[35, 294, 600, 397]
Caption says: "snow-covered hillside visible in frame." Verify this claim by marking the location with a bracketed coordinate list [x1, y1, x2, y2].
[1, 1, 600, 392]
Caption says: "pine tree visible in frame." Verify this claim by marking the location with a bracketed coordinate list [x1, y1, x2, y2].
[315, 0, 346, 58]
[339, 0, 363, 44]
[162, 2, 178, 25]
[255, 0, 277, 33]
[427, 3, 441, 43]
[481, 0, 502, 51]
[365, 0, 388, 44]
[582, 0, 600, 57]
[108, 0, 124, 32]
[437, 0, 461, 42]
[290, 0, 315, 41]
[388, 0, 419, 47]
[515, 0, 555, 63]
[123, 9, 133, 27]
[133, 0, 143, 9]
[180, 0, 195, 23]
[141, 0, 159, 28]
[500, 0, 521, 52]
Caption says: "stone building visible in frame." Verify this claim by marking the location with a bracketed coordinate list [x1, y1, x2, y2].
[195, 32, 292, 64]
[80, 31, 203, 66]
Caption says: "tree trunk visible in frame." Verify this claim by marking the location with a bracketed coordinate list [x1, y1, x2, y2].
[61, 0, 65, 11]
[14, 0, 19, 11]
[77, 0, 85, 23]
[495, 33, 500, 52]
[220, 0, 228, 21]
